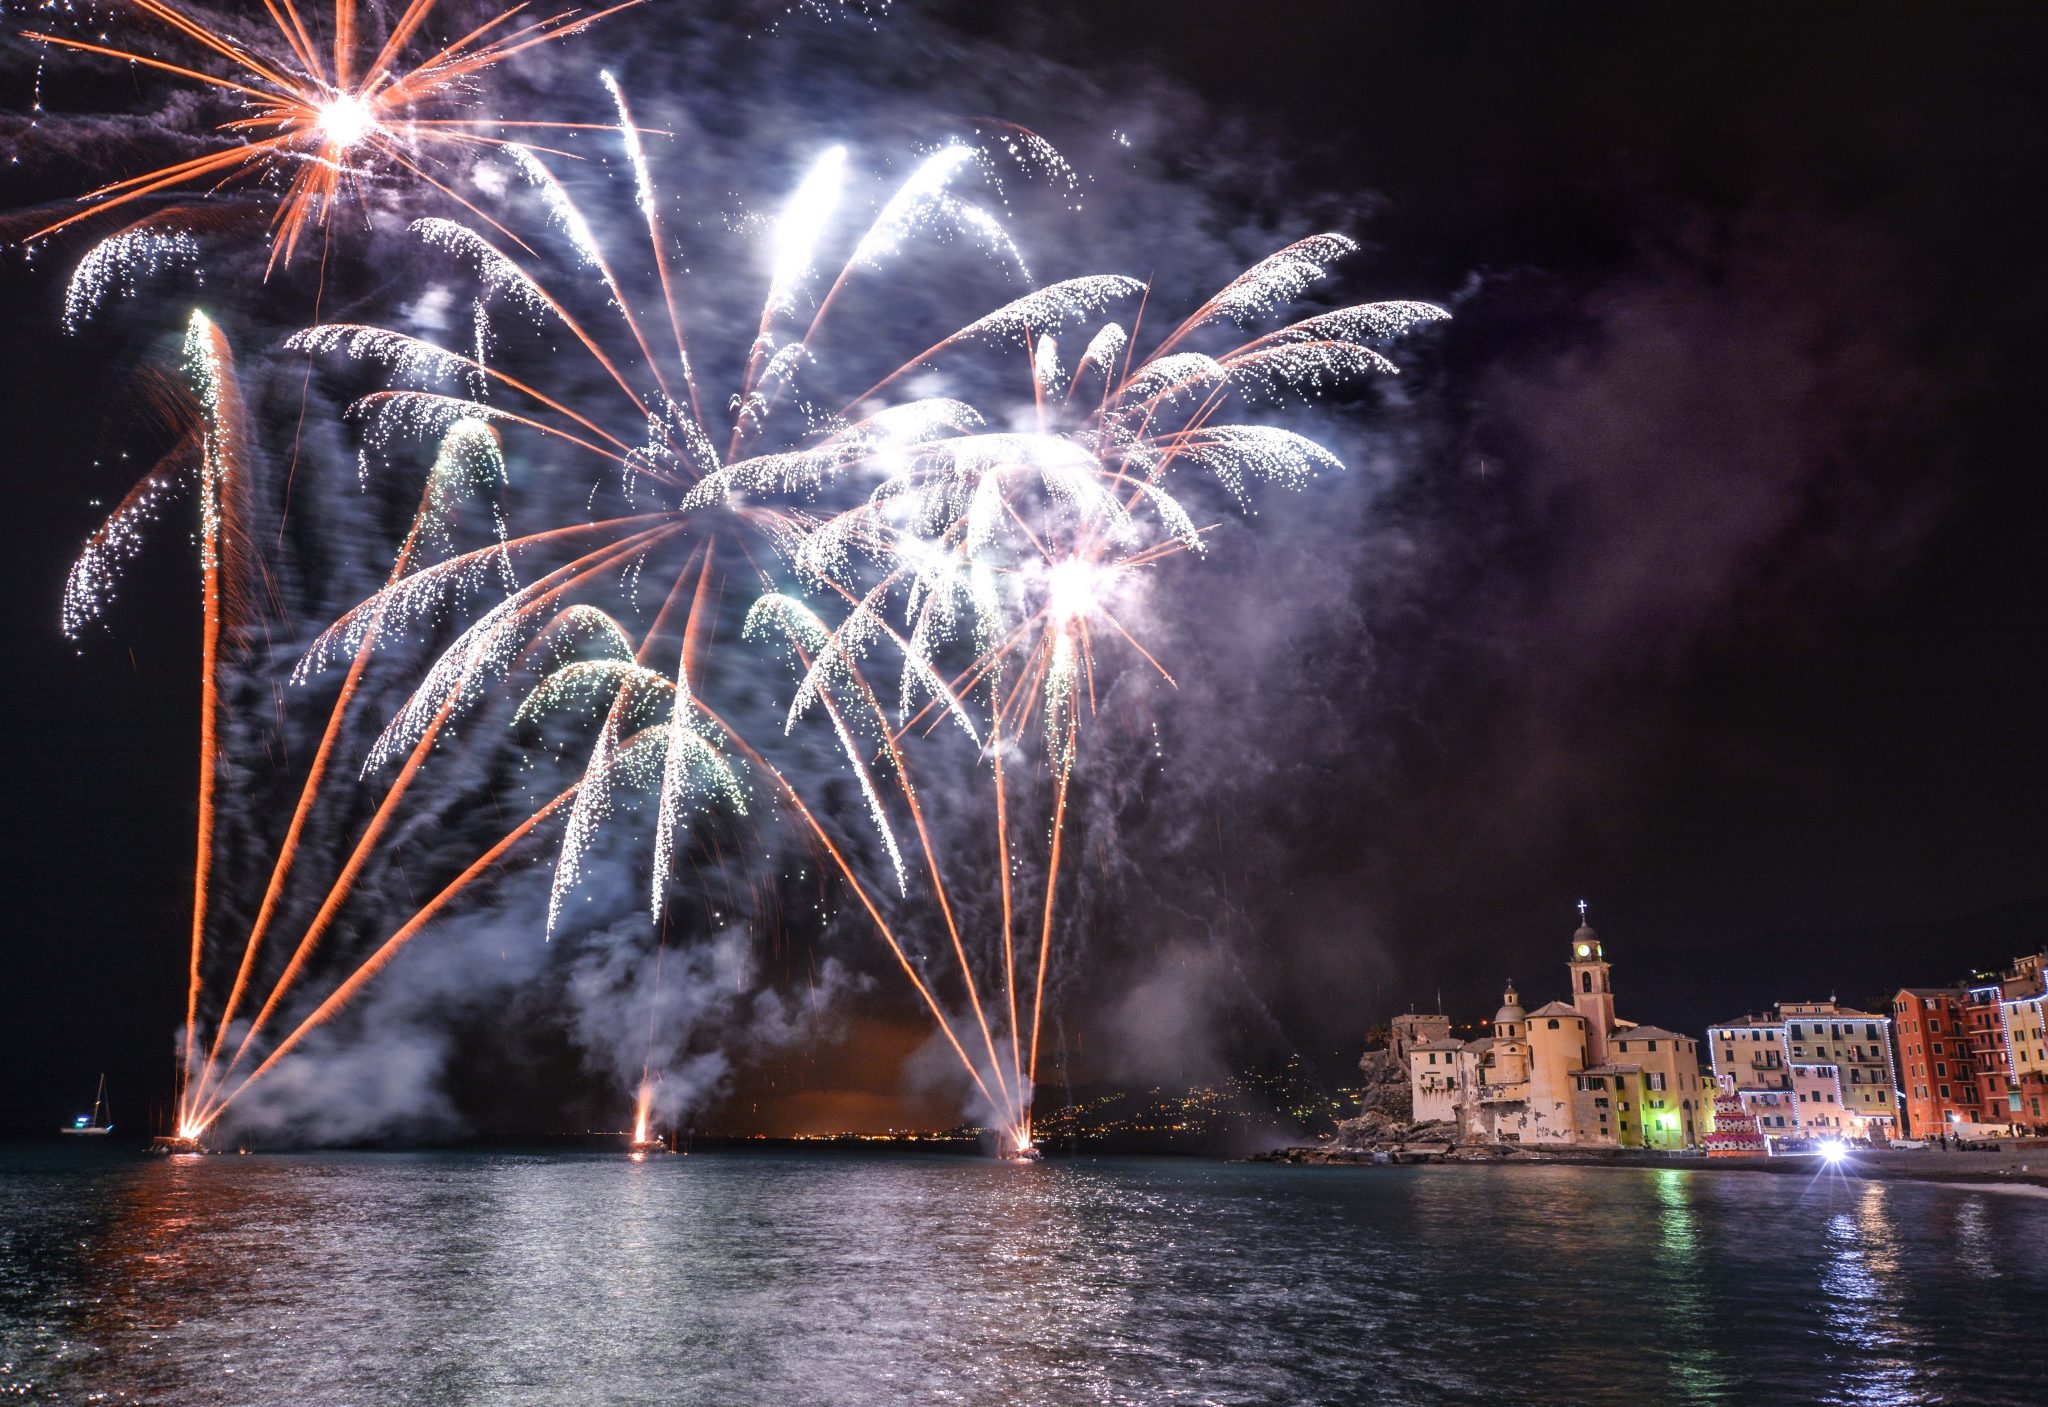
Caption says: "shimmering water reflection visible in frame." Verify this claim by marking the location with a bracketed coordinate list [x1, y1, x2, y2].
[3, 1149, 2045, 1405]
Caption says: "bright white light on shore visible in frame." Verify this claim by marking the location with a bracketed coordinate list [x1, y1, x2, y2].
[1819, 1139, 1848, 1165]
[317, 94, 376, 149]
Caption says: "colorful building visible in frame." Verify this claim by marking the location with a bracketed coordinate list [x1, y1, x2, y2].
[1892, 950, 2047, 1137]
[1405, 909, 1704, 1149]
[1707, 1001, 1900, 1151]
[1892, 988, 1987, 1135]
[2004, 954, 2048, 1131]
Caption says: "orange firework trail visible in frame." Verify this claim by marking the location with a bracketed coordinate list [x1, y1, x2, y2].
[22, 0, 643, 269]
[178, 311, 246, 1132]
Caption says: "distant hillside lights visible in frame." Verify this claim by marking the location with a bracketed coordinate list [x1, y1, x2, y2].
[1403, 908, 1706, 1149]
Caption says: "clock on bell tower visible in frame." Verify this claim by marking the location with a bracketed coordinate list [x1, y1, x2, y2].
[1568, 899, 1616, 1063]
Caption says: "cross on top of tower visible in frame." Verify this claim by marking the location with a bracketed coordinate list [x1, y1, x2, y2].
[1578, 898, 1589, 924]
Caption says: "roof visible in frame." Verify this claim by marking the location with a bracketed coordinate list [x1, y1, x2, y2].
[1465, 1036, 1498, 1054]
[1527, 1001, 1581, 1019]
[1409, 1039, 1465, 1054]
[1895, 987, 1966, 999]
[1579, 1063, 1644, 1076]
[1610, 1027, 1689, 1045]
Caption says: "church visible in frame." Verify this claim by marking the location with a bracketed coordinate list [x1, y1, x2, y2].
[1405, 910, 1706, 1149]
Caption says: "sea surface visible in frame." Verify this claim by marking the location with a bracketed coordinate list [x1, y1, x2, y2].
[2, 1145, 2045, 1405]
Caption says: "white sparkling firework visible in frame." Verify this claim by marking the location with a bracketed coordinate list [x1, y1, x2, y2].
[59, 318, 231, 637]
[1159, 425, 1346, 500]
[288, 324, 480, 390]
[650, 659, 748, 924]
[183, 312, 235, 575]
[600, 71, 659, 225]
[411, 220, 551, 318]
[1185, 232, 1359, 329]
[944, 275, 1145, 346]
[1073, 322, 1127, 388]
[1225, 340, 1399, 403]
[766, 146, 849, 317]
[1115, 351, 1226, 410]
[63, 471, 185, 638]
[847, 145, 1028, 279]
[62, 228, 202, 333]
[1032, 334, 1062, 396]
[744, 593, 909, 892]
[508, 146, 607, 270]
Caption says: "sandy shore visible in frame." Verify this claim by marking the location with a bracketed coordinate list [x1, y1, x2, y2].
[1261, 1142, 2048, 1192]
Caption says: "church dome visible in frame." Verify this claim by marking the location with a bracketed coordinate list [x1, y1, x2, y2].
[1574, 923, 1598, 944]
[1494, 983, 1525, 1025]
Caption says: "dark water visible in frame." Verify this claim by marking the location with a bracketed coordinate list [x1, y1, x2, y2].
[3, 1146, 2046, 1405]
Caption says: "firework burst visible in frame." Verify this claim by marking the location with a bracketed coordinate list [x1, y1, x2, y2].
[56, 58, 1443, 1151]
[22, 0, 642, 268]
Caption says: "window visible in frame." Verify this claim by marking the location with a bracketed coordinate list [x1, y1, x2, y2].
[1547, 1019, 1559, 1030]
[1581, 971, 1593, 994]
[1940, 1084, 1951, 1099]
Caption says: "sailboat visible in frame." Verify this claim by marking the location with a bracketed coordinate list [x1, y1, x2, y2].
[60, 1074, 113, 1136]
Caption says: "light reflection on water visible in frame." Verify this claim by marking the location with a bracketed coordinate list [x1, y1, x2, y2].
[3, 1149, 2046, 1405]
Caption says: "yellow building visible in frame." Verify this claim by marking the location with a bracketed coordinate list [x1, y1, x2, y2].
[1707, 1001, 1900, 1149]
[1406, 909, 1704, 1149]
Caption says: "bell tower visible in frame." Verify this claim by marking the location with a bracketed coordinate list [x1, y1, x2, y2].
[1569, 899, 1616, 1064]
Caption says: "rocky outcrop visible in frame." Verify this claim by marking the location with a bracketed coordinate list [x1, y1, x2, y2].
[1350, 1046, 1412, 1121]
[1322, 1043, 1463, 1150]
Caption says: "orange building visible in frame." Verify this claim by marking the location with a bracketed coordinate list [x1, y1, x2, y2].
[1891, 988, 1987, 1136]
[1893, 951, 2048, 1137]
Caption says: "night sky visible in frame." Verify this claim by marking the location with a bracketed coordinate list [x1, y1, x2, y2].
[2, 1, 2044, 1138]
